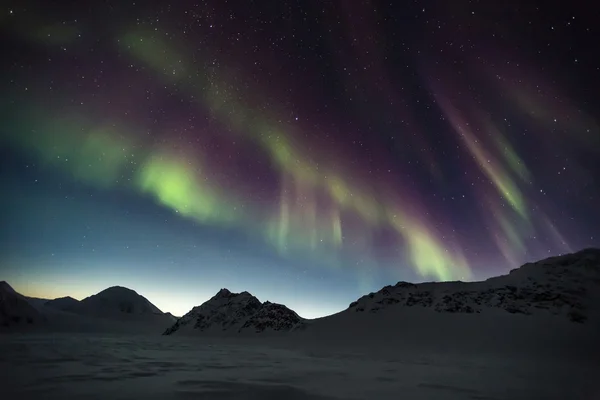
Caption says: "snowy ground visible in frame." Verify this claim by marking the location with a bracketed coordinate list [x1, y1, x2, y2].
[1, 331, 598, 400]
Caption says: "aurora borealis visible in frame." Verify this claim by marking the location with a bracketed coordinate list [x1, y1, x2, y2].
[1, 1, 599, 317]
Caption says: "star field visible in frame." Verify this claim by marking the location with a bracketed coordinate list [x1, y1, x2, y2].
[1, 0, 599, 317]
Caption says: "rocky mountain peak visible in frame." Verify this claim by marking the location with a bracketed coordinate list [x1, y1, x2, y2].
[163, 289, 304, 335]
[215, 288, 232, 298]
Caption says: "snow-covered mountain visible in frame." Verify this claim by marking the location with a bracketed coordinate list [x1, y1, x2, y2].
[165, 249, 600, 337]
[45, 296, 80, 312]
[3, 248, 598, 336]
[78, 286, 164, 317]
[0, 281, 45, 328]
[347, 248, 600, 323]
[163, 288, 305, 335]
[54, 286, 178, 330]
[25, 296, 52, 309]
[1, 283, 176, 333]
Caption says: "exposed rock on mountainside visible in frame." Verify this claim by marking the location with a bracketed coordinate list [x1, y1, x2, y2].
[348, 248, 600, 323]
[240, 301, 304, 333]
[163, 289, 305, 335]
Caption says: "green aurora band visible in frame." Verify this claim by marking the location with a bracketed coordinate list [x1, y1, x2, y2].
[1, 24, 474, 282]
[2, 9, 587, 285]
[117, 28, 472, 281]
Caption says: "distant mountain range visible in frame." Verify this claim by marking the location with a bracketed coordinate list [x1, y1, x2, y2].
[2, 248, 599, 334]
[0, 284, 175, 331]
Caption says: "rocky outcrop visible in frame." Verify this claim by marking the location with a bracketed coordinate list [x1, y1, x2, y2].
[240, 301, 304, 333]
[163, 289, 305, 335]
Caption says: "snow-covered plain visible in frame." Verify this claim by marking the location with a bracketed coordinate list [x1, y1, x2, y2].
[2, 250, 599, 399]
[0, 325, 597, 400]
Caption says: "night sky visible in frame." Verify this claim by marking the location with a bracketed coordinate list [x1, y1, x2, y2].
[1, 1, 599, 318]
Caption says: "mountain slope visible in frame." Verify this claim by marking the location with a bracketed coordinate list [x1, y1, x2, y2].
[45, 296, 80, 312]
[164, 289, 304, 335]
[0, 281, 44, 328]
[347, 248, 600, 323]
[79, 286, 164, 317]
[25, 296, 52, 310]
[239, 301, 304, 333]
[287, 250, 600, 364]
[165, 249, 600, 337]
[10, 285, 175, 333]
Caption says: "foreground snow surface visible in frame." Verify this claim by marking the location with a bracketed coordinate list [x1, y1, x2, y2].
[0, 333, 597, 400]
